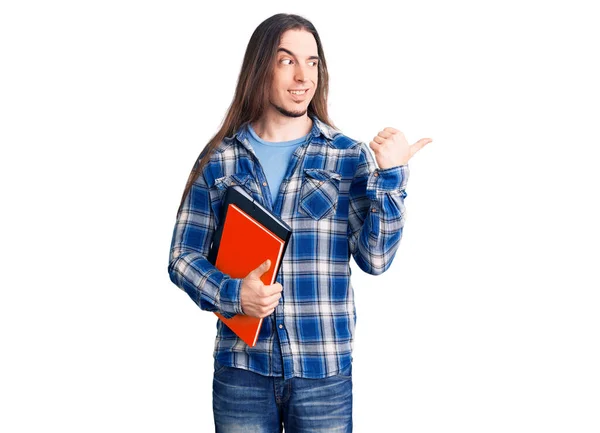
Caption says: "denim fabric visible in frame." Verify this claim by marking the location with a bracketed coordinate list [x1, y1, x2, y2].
[213, 359, 353, 432]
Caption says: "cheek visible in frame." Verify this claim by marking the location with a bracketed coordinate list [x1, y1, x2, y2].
[269, 81, 282, 100]
[272, 77, 287, 94]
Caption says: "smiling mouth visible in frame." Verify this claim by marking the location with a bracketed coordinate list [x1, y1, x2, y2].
[288, 89, 308, 95]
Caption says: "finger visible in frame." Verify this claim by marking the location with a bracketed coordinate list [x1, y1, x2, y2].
[249, 259, 271, 279]
[377, 130, 393, 139]
[409, 138, 433, 157]
[264, 292, 282, 305]
[369, 141, 380, 151]
[265, 295, 281, 308]
[383, 127, 400, 134]
[264, 283, 283, 296]
[373, 136, 385, 145]
[259, 308, 275, 319]
[259, 293, 280, 308]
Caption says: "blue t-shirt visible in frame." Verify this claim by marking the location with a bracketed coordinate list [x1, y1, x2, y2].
[247, 123, 310, 375]
[247, 123, 308, 206]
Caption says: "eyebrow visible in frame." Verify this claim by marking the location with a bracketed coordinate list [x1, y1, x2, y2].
[277, 48, 320, 61]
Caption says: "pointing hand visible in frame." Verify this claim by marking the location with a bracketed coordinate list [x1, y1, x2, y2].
[369, 127, 432, 169]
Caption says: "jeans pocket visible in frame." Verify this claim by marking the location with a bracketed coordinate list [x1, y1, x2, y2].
[213, 359, 229, 377]
[298, 169, 341, 220]
[334, 362, 352, 379]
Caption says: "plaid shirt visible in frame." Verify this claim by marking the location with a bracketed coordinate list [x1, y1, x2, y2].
[168, 114, 409, 379]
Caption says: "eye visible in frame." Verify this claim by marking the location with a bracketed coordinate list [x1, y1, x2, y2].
[309, 61, 318, 67]
[281, 58, 293, 65]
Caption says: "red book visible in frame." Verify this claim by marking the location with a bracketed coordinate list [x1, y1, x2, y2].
[207, 185, 292, 347]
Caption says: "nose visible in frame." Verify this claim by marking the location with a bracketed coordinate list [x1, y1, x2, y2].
[294, 63, 308, 82]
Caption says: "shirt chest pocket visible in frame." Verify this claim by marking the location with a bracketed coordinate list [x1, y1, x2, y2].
[298, 168, 342, 221]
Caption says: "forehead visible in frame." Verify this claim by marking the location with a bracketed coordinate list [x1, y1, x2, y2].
[278, 29, 318, 57]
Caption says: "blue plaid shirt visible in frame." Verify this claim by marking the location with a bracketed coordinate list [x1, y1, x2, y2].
[168, 114, 409, 379]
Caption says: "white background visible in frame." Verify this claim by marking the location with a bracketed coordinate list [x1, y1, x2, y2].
[1, 0, 599, 432]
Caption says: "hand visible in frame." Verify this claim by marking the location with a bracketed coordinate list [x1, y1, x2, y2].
[240, 259, 283, 319]
[369, 128, 432, 169]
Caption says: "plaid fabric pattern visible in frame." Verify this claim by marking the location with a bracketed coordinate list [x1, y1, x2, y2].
[168, 114, 409, 379]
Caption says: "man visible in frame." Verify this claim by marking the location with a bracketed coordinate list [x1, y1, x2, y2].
[168, 13, 431, 432]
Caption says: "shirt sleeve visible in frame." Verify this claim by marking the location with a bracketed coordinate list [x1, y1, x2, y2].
[167, 166, 244, 318]
[347, 142, 409, 275]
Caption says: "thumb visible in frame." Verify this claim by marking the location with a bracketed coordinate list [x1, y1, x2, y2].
[410, 138, 433, 157]
[250, 259, 271, 279]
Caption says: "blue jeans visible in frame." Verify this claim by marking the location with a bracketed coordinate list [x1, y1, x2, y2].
[212, 360, 353, 432]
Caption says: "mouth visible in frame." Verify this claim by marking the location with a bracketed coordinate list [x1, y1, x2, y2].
[288, 89, 309, 100]
[288, 89, 308, 95]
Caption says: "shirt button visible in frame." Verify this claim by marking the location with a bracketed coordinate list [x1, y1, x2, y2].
[374, 172, 379, 177]
[319, 180, 324, 185]
[371, 207, 377, 212]
[263, 181, 267, 186]
[279, 324, 284, 329]
[231, 181, 236, 185]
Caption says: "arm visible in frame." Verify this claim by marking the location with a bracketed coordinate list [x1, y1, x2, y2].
[167, 168, 244, 319]
[347, 142, 409, 275]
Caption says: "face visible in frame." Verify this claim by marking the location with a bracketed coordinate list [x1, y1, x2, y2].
[268, 29, 319, 118]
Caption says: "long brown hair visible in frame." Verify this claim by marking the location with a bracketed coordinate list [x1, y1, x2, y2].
[177, 13, 337, 216]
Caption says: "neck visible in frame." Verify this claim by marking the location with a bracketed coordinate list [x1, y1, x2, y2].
[251, 110, 313, 142]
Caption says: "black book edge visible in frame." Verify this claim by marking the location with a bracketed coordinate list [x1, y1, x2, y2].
[207, 185, 292, 284]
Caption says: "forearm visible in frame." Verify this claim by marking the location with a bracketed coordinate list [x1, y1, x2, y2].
[167, 171, 243, 319]
[168, 247, 243, 318]
[348, 143, 409, 275]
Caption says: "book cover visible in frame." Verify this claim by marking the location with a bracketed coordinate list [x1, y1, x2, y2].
[208, 185, 292, 347]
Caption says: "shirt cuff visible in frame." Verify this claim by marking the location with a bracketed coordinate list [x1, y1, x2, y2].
[367, 164, 409, 199]
[218, 277, 244, 319]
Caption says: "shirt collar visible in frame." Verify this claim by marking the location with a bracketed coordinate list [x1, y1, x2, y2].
[221, 114, 336, 152]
